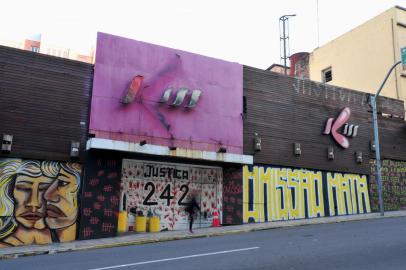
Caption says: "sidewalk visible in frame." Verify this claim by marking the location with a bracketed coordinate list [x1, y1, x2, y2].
[1, 210, 405, 259]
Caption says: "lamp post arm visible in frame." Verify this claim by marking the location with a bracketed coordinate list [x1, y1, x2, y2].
[375, 60, 401, 97]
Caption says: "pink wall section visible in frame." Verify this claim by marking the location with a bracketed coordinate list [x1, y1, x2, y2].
[90, 32, 243, 154]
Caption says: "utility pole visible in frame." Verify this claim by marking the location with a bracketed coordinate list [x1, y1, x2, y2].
[279, 14, 296, 75]
[370, 60, 402, 216]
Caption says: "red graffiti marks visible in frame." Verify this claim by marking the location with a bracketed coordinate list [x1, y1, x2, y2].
[104, 185, 113, 192]
[224, 181, 243, 195]
[82, 227, 94, 238]
[110, 196, 119, 206]
[90, 217, 100, 225]
[104, 209, 113, 217]
[222, 168, 243, 225]
[101, 223, 114, 233]
[83, 208, 93, 216]
[89, 178, 100, 186]
[79, 157, 121, 240]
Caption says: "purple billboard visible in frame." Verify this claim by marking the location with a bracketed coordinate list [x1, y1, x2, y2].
[90, 32, 243, 154]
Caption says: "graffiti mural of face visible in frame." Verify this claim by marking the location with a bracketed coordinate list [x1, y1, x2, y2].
[44, 167, 79, 229]
[13, 175, 53, 230]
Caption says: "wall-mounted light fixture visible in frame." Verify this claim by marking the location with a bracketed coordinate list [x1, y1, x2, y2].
[327, 146, 334, 160]
[254, 132, 261, 152]
[355, 151, 363, 163]
[294, 143, 301, 156]
[2, 134, 13, 153]
[218, 146, 227, 153]
[139, 140, 147, 146]
[370, 140, 376, 152]
[70, 141, 80, 158]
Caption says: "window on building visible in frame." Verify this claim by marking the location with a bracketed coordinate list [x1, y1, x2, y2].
[31, 46, 39, 53]
[322, 67, 332, 83]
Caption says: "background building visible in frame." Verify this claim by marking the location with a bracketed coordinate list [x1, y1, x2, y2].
[0, 33, 95, 64]
[309, 5, 406, 116]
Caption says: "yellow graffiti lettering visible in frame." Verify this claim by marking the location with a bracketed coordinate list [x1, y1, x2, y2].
[327, 173, 371, 216]
[243, 166, 259, 223]
[243, 166, 369, 223]
[275, 168, 288, 221]
[243, 166, 327, 222]
[259, 167, 272, 222]
[357, 175, 371, 213]
[287, 169, 301, 219]
[310, 171, 324, 218]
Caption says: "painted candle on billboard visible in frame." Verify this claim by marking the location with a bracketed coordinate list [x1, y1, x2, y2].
[121, 159, 223, 231]
[0, 159, 81, 247]
[90, 32, 243, 154]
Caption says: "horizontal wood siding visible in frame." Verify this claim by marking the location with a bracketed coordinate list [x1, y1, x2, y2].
[243, 66, 406, 174]
[0, 45, 93, 161]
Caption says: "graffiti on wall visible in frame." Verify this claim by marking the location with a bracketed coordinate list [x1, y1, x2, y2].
[370, 159, 406, 211]
[243, 166, 371, 223]
[0, 159, 81, 247]
[121, 160, 222, 231]
[79, 158, 121, 240]
[292, 78, 369, 106]
[222, 167, 243, 225]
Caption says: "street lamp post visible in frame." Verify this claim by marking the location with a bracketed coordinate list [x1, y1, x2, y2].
[370, 60, 401, 216]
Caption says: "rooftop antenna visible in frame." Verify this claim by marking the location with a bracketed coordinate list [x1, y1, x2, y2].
[279, 14, 296, 75]
[316, 0, 320, 47]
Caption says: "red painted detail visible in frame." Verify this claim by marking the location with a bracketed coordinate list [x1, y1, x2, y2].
[121, 75, 144, 104]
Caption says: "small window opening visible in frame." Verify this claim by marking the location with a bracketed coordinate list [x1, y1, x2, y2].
[322, 67, 332, 83]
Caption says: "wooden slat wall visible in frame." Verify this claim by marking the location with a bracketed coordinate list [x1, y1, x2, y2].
[0, 45, 93, 162]
[243, 66, 406, 174]
[380, 117, 406, 161]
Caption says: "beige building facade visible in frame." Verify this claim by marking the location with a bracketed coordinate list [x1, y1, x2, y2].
[0, 34, 94, 64]
[309, 6, 406, 116]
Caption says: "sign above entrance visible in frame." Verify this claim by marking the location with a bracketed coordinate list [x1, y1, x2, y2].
[90, 32, 243, 154]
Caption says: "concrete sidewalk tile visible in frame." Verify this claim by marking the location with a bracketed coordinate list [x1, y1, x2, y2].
[1, 210, 406, 259]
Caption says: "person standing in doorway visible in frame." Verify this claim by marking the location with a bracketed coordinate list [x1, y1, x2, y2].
[185, 192, 200, 233]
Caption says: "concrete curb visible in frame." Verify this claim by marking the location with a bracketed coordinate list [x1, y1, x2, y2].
[1, 211, 405, 260]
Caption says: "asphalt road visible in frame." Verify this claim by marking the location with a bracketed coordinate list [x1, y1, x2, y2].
[1, 217, 406, 270]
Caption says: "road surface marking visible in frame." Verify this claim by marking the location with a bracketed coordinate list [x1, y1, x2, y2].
[87, 246, 260, 270]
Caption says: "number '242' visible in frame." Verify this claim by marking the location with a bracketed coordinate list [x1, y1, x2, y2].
[143, 182, 189, 206]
